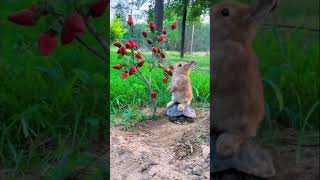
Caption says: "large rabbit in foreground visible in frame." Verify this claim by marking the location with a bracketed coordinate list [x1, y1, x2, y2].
[211, 0, 277, 157]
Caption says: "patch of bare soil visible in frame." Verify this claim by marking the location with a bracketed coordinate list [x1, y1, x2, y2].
[270, 146, 319, 180]
[266, 130, 320, 180]
[110, 108, 210, 180]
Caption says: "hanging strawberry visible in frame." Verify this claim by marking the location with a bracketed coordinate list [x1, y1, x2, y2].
[39, 32, 58, 56]
[90, 0, 109, 17]
[8, 9, 39, 26]
[64, 13, 86, 34]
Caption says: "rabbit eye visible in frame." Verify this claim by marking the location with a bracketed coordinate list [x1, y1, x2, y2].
[221, 8, 229, 17]
[178, 64, 182, 67]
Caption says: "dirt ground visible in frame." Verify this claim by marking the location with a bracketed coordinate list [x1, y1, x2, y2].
[110, 108, 210, 180]
[266, 130, 320, 180]
[110, 108, 319, 180]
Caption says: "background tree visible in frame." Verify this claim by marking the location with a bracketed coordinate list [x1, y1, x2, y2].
[113, 0, 130, 19]
[180, 0, 189, 58]
[165, 0, 210, 57]
[154, 0, 164, 34]
[113, 0, 148, 20]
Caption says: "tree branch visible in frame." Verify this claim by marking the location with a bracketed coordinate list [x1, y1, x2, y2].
[85, 20, 109, 52]
[134, 73, 145, 82]
[75, 37, 106, 61]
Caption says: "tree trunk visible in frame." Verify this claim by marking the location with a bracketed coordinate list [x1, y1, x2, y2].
[190, 24, 195, 54]
[180, 0, 188, 58]
[154, 0, 164, 35]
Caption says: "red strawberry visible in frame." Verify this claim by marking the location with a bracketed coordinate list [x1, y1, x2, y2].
[163, 77, 168, 84]
[117, 47, 127, 55]
[128, 39, 139, 49]
[152, 47, 158, 53]
[164, 67, 173, 76]
[171, 22, 177, 30]
[128, 15, 134, 26]
[163, 29, 168, 34]
[65, 14, 86, 33]
[114, 42, 121, 48]
[61, 29, 76, 45]
[130, 40, 139, 49]
[90, 0, 109, 17]
[158, 34, 165, 42]
[138, 61, 145, 67]
[149, 21, 156, 31]
[151, 92, 157, 99]
[158, 63, 163, 68]
[8, 9, 38, 26]
[129, 66, 137, 75]
[164, 66, 170, 73]
[133, 42, 139, 49]
[122, 71, 129, 79]
[136, 53, 143, 59]
[142, 31, 148, 38]
[125, 42, 132, 49]
[169, 65, 174, 70]
[161, 53, 166, 58]
[113, 64, 123, 70]
[39, 32, 58, 56]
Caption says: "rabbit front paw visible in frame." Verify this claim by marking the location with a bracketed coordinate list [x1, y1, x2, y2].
[177, 104, 185, 112]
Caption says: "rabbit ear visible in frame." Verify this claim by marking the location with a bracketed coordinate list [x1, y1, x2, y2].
[250, 0, 277, 23]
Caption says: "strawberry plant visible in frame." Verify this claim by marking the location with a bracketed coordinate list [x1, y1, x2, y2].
[8, 0, 109, 60]
[112, 16, 177, 116]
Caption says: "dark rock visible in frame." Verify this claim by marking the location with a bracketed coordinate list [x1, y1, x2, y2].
[212, 135, 276, 179]
[166, 104, 196, 124]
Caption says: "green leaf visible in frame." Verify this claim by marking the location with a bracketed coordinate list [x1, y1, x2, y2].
[21, 118, 29, 138]
[302, 101, 319, 131]
[263, 79, 284, 112]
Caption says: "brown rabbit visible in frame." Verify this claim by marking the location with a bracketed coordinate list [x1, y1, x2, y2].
[167, 61, 196, 112]
[211, 0, 277, 157]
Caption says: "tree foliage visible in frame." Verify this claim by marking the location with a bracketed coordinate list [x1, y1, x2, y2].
[166, 0, 210, 24]
[113, 0, 149, 20]
[111, 17, 128, 41]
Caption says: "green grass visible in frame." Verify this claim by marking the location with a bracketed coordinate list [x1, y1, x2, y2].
[0, 0, 319, 177]
[254, 28, 320, 162]
[255, 28, 319, 130]
[110, 48, 210, 127]
[0, 1, 109, 178]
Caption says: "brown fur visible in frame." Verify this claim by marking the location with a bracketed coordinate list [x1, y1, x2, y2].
[211, 0, 277, 156]
[167, 61, 196, 111]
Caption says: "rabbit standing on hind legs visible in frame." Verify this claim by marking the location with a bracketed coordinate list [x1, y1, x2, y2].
[167, 61, 196, 112]
[211, 0, 277, 157]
